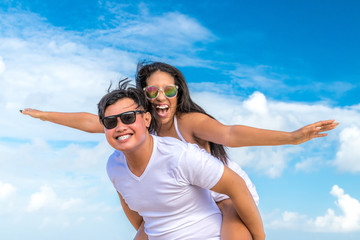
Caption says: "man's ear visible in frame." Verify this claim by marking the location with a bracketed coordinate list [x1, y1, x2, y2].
[144, 112, 151, 128]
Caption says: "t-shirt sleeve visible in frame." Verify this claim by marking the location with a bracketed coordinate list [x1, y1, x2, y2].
[177, 143, 225, 190]
[106, 150, 125, 187]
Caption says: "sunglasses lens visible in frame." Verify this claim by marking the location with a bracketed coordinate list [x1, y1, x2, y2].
[103, 117, 118, 129]
[120, 112, 136, 124]
[145, 86, 159, 99]
[164, 85, 177, 98]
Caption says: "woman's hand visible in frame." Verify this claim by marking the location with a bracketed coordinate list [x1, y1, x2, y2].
[20, 108, 45, 120]
[291, 120, 339, 145]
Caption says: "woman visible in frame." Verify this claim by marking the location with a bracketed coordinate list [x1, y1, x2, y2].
[21, 62, 337, 239]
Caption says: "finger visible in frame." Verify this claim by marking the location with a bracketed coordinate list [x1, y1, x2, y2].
[20, 109, 30, 114]
[317, 123, 339, 132]
[323, 123, 339, 129]
[20, 108, 32, 115]
[304, 120, 333, 131]
[316, 120, 335, 127]
[314, 120, 337, 129]
[315, 133, 328, 138]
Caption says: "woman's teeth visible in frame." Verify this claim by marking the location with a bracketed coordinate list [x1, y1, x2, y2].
[156, 105, 168, 109]
[156, 105, 169, 116]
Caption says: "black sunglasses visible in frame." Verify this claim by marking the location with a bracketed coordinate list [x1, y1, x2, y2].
[101, 110, 145, 129]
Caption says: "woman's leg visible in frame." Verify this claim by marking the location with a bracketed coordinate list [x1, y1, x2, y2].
[133, 221, 148, 240]
[217, 199, 253, 240]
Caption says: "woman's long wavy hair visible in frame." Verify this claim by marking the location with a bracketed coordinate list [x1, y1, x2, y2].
[135, 61, 228, 164]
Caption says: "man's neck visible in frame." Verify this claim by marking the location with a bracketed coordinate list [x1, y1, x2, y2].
[124, 134, 154, 177]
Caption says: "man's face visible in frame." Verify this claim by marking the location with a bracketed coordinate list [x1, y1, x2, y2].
[104, 97, 151, 153]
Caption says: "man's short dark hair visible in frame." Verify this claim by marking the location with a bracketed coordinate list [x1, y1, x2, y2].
[98, 79, 157, 133]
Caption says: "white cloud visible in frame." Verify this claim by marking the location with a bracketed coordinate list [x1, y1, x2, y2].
[0, 12, 132, 140]
[63, 141, 113, 169]
[334, 126, 360, 173]
[226, 62, 357, 101]
[0, 138, 116, 232]
[313, 185, 360, 232]
[26, 185, 91, 213]
[0, 180, 16, 200]
[0, 56, 5, 74]
[295, 157, 322, 173]
[27, 185, 57, 212]
[228, 64, 288, 91]
[228, 146, 301, 178]
[266, 185, 360, 232]
[61, 198, 84, 210]
[0, 138, 113, 186]
[243, 91, 269, 115]
[96, 4, 215, 55]
[266, 210, 309, 230]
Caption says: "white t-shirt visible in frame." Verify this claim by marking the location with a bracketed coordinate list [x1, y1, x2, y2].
[107, 135, 224, 240]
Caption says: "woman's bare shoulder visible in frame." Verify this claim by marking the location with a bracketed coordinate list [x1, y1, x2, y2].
[176, 112, 212, 136]
[176, 113, 211, 149]
[177, 112, 208, 122]
[176, 113, 197, 132]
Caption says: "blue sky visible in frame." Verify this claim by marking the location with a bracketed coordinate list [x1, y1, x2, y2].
[0, 1, 360, 239]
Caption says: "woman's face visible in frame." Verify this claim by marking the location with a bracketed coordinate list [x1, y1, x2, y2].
[145, 70, 178, 126]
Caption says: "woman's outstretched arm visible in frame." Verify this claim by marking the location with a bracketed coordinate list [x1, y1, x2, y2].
[182, 112, 338, 147]
[21, 108, 104, 133]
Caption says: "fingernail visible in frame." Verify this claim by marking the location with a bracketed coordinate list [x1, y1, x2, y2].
[19, 110, 23, 113]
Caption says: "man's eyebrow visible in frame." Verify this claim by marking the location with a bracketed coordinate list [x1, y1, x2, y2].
[105, 109, 144, 116]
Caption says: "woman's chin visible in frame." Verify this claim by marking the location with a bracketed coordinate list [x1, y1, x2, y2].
[157, 114, 174, 125]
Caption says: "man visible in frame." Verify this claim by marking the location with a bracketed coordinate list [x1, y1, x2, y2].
[98, 81, 265, 240]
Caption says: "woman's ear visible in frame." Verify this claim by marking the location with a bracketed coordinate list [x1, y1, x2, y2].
[144, 112, 151, 128]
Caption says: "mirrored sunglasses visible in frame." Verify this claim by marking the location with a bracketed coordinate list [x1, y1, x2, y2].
[143, 85, 178, 100]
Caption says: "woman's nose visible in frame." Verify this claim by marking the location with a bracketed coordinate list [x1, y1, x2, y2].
[157, 89, 166, 100]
